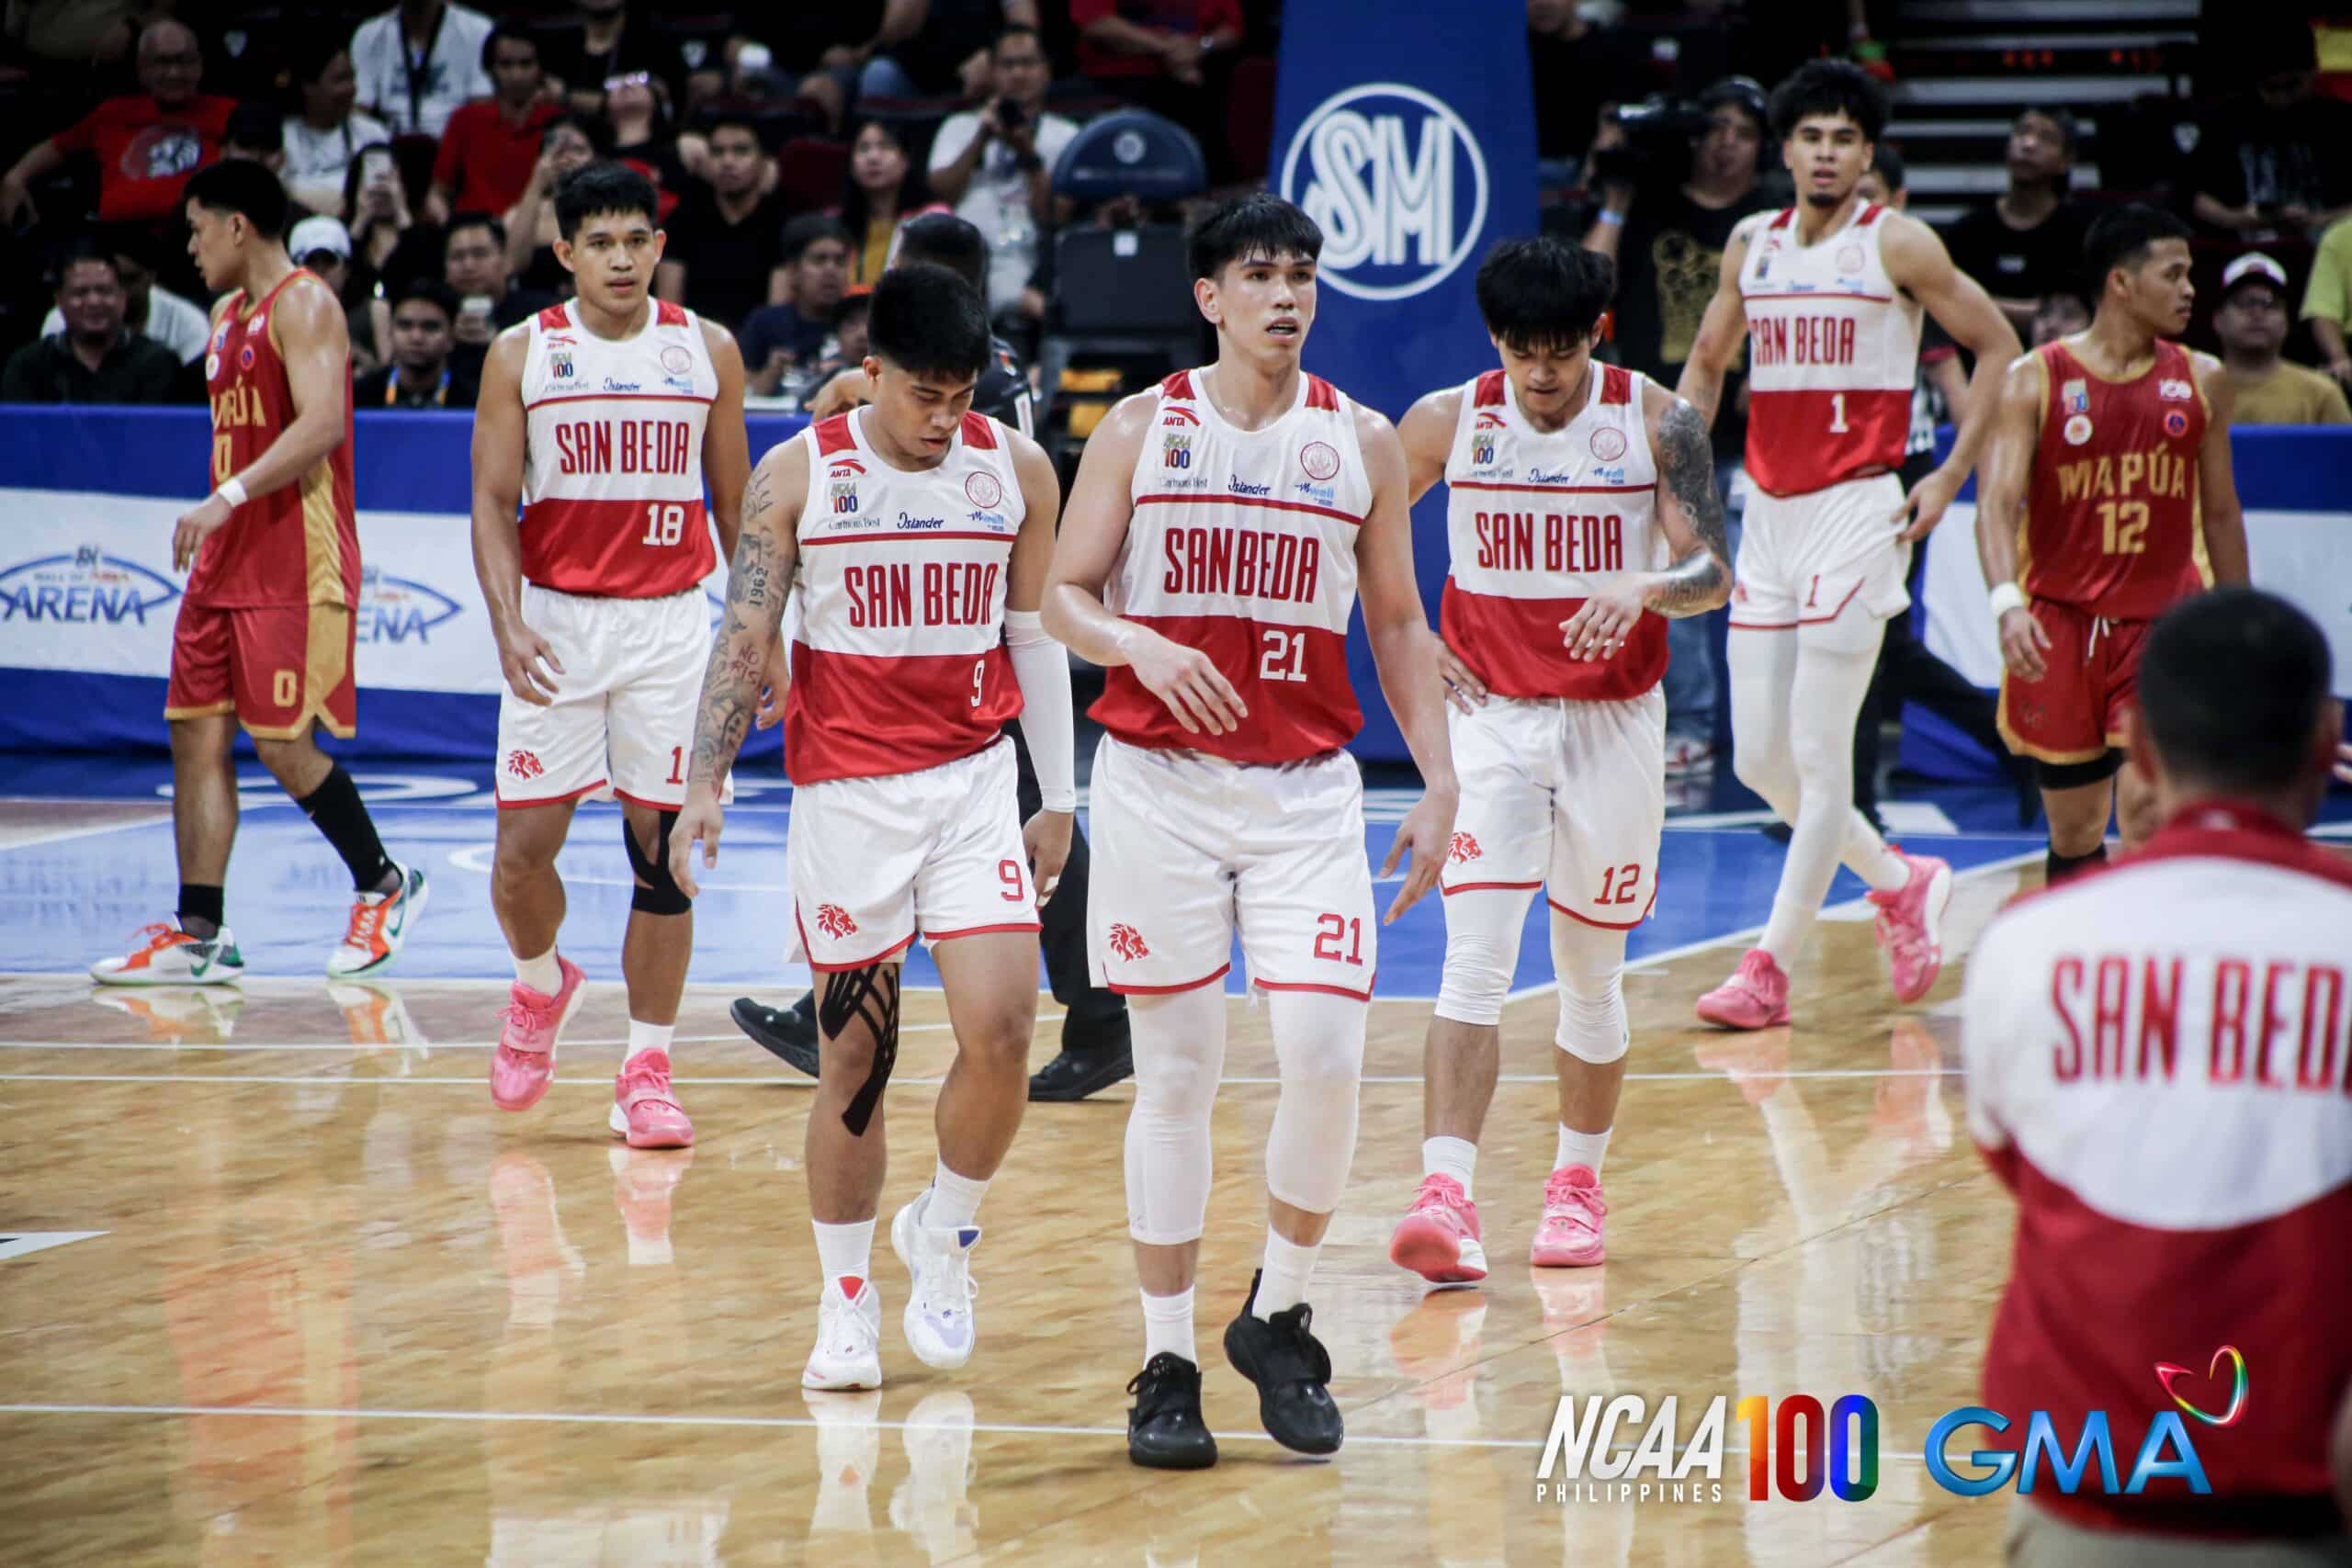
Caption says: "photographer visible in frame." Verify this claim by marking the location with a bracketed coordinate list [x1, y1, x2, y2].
[928, 25, 1077, 323]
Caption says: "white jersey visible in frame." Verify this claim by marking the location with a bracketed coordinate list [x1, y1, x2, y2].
[786, 406, 1025, 785]
[1738, 202, 1923, 497]
[1095, 367, 1372, 764]
[1440, 363, 1666, 700]
[518, 298, 718, 598]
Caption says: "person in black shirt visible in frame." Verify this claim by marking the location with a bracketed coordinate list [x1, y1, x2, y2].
[1938, 107, 2086, 340]
[2188, 24, 2352, 245]
[443, 213, 557, 387]
[538, 0, 723, 118]
[354, 279, 477, 408]
[740, 214, 855, 399]
[733, 212, 1129, 1100]
[3, 245, 183, 404]
[653, 113, 791, 332]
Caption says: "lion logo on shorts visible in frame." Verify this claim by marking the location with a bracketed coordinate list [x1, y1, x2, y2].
[504, 750, 545, 781]
[815, 904, 858, 940]
[1107, 922, 1150, 962]
[1448, 831, 1482, 864]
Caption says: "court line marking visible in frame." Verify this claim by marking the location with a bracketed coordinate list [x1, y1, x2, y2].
[0, 1016, 1057, 1051]
[0, 1067, 1953, 1086]
[0, 813, 174, 851]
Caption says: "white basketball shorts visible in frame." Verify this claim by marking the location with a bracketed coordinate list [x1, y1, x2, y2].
[1439, 689, 1666, 929]
[786, 736, 1038, 970]
[1730, 471, 1910, 637]
[494, 584, 717, 811]
[1087, 736, 1376, 999]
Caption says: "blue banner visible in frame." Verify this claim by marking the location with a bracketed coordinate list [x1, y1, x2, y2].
[1272, 0, 1538, 761]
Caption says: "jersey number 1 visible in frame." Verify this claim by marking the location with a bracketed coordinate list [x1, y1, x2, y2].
[641, 502, 686, 547]
[1827, 392, 1849, 434]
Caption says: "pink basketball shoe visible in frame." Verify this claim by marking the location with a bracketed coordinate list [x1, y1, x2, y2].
[1869, 850, 1954, 1004]
[1529, 1166, 1608, 1268]
[491, 956, 584, 1111]
[1388, 1174, 1487, 1284]
[609, 1050, 695, 1148]
[1694, 947, 1792, 1030]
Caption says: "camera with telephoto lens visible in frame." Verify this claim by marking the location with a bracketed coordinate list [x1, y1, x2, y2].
[1592, 76, 1766, 194]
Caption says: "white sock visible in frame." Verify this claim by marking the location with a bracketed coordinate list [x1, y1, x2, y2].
[626, 1018, 673, 1068]
[512, 945, 560, 996]
[1141, 1286, 1195, 1365]
[923, 1158, 990, 1230]
[1556, 1123, 1611, 1178]
[1860, 838, 1911, 894]
[814, 1217, 874, 1296]
[1253, 1226, 1320, 1320]
[1421, 1134, 1478, 1199]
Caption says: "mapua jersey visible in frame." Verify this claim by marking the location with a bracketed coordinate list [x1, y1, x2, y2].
[1441, 364, 1666, 700]
[1093, 367, 1372, 763]
[2021, 337, 2208, 621]
[518, 298, 718, 598]
[786, 407, 1026, 785]
[1739, 202, 1923, 498]
[191, 269, 357, 608]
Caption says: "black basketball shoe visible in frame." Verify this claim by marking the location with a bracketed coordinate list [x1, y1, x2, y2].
[731, 993, 819, 1078]
[1126, 1352, 1217, 1470]
[1223, 1269, 1343, 1455]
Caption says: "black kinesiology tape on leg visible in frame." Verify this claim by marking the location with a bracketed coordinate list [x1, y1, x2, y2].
[821, 963, 900, 1136]
[625, 810, 691, 915]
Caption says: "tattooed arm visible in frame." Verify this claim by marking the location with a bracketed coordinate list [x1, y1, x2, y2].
[1558, 384, 1731, 661]
[669, 438, 804, 896]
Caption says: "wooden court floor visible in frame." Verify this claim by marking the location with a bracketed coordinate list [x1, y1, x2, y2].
[0, 838, 2036, 1565]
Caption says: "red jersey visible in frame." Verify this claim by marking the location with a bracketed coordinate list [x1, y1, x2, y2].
[189, 270, 359, 610]
[2021, 338, 2208, 621]
[51, 93, 235, 224]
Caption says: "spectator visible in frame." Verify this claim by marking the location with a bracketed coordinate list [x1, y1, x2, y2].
[431, 26, 559, 220]
[343, 141, 429, 286]
[820, 288, 873, 377]
[222, 104, 288, 172]
[2028, 288, 2091, 349]
[283, 39, 392, 217]
[2189, 21, 2352, 243]
[351, 0, 495, 138]
[740, 214, 854, 398]
[607, 73, 694, 216]
[928, 25, 1077, 321]
[1525, 2, 1648, 172]
[654, 114, 791, 332]
[283, 213, 385, 373]
[835, 118, 945, 286]
[356, 279, 475, 408]
[0, 20, 235, 229]
[538, 0, 724, 118]
[500, 113, 607, 296]
[1938, 107, 2086, 339]
[2213, 252, 2352, 425]
[867, 0, 1042, 102]
[806, 212, 1035, 432]
[2300, 212, 2352, 390]
[1071, 0, 1242, 168]
[3, 245, 184, 404]
[446, 211, 557, 383]
[37, 231, 209, 366]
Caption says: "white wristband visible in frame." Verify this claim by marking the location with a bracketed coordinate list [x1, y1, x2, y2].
[1986, 581, 2026, 621]
[214, 477, 248, 510]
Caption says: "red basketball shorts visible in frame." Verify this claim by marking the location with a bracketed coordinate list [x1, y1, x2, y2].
[1996, 599, 2154, 765]
[165, 600, 357, 739]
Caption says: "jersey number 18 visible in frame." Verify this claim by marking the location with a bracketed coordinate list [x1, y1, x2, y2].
[641, 502, 687, 547]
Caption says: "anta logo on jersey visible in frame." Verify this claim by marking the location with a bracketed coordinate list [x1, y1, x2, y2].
[1161, 406, 1202, 427]
[0, 546, 178, 626]
[356, 565, 462, 646]
[841, 560, 1000, 628]
[1163, 431, 1193, 469]
[2054, 447, 2190, 504]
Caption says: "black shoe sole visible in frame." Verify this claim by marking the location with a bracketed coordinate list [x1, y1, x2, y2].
[1027, 1043, 1135, 1102]
[729, 997, 820, 1079]
[1222, 1315, 1343, 1456]
[1128, 1430, 1218, 1470]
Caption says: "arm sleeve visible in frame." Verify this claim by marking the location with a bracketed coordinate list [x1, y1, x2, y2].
[1004, 609, 1074, 811]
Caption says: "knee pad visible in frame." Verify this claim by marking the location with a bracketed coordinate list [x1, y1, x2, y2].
[1435, 893, 1527, 1027]
[1263, 989, 1366, 1214]
[1125, 986, 1227, 1245]
[625, 810, 691, 915]
[819, 963, 900, 1136]
[1550, 915, 1630, 1066]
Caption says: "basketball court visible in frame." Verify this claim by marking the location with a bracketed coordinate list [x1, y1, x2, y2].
[4, 761, 2346, 1563]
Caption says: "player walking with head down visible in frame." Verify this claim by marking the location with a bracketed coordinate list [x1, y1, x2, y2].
[671, 262, 1075, 1392]
[1387, 236, 1731, 1286]
[94, 159, 428, 987]
[1043, 193, 1457, 1469]
[469, 161, 750, 1149]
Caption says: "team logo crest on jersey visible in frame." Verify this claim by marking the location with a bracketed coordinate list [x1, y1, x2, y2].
[2062, 378, 2088, 414]
[660, 344, 694, 376]
[1163, 431, 1192, 469]
[2158, 378, 2193, 401]
[815, 904, 858, 940]
[2163, 409, 2189, 438]
[1835, 243, 1865, 274]
[965, 471, 1002, 509]
[1447, 831, 1482, 864]
[1300, 440, 1340, 483]
[2064, 413, 2094, 446]
[204, 354, 220, 380]
[237, 344, 255, 371]
[503, 749, 545, 781]
[1107, 922, 1150, 962]
[1589, 426, 1627, 463]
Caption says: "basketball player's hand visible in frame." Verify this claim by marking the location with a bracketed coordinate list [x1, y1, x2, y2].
[1127, 627, 1247, 736]
[1023, 808, 1073, 906]
[1560, 581, 1646, 662]
[670, 794, 724, 897]
[1893, 467, 1962, 543]
[1380, 785, 1456, 924]
[1997, 606, 2050, 683]
[492, 616, 566, 705]
[754, 640, 790, 728]
[1437, 638, 1486, 712]
[808, 367, 873, 419]
[172, 493, 234, 572]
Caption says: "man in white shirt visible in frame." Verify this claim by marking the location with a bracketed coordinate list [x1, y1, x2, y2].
[350, 0, 492, 138]
[926, 24, 1076, 319]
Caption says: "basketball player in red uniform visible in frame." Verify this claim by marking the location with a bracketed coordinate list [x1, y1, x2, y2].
[1973, 204, 2250, 883]
[1044, 194, 1457, 1469]
[1385, 237, 1730, 1286]
[1678, 62, 2022, 1029]
[93, 160, 427, 988]
[470, 163, 749, 1149]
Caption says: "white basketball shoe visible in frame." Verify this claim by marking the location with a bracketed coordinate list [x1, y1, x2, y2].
[892, 1194, 980, 1370]
[803, 1275, 884, 1391]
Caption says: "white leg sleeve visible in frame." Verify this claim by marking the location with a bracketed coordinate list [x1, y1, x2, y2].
[1262, 988, 1368, 1216]
[1550, 910, 1630, 1065]
[1124, 985, 1227, 1246]
[1761, 631, 1889, 962]
[1435, 885, 1539, 1027]
[1727, 626, 1801, 820]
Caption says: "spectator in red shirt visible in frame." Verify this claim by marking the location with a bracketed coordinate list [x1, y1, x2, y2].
[429, 26, 558, 221]
[1069, 0, 1244, 175]
[0, 19, 236, 228]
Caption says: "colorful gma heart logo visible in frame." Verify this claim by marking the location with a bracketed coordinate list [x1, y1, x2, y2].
[2153, 1346, 2247, 1427]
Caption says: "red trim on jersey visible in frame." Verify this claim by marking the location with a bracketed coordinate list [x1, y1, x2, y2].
[1305, 374, 1339, 412]
[1106, 961, 1231, 996]
[1600, 364, 1633, 405]
[1857, 203, 1884, 226]
[958, 410, 997, 448]
[1134, 491, 1363, 525]
[1441, 581, 1669, 700]
[786, 647, 1017, 784]
[1091, 617, 1359, 762]
[524, 391, 715, 410]
[613, 787, 686, 811]
[1726, 576, 1867, 629]
[799, 530, 1016, 546]
[1448, 479, 1655, 495]
[795, 907, 918, 971]
[655, 299, 687, 326]
[518, 496, 716, 599]
[1161, 369, 1195, 400]
[1768, 208, 1796, 230]
[813, 413, 856, 457]
[536, 305, 569, 330]
[1256, 973, 1376, 1001]
[1741, 291, 1895, 303]
[1442, 879, 1544, 896]
[1474, 368, 1508, 407]
[925, 919, 1043, 943]
[497, 777, 609, 808]
[1745, 386, 1909, 496]
[1548, 891, 1655, 930]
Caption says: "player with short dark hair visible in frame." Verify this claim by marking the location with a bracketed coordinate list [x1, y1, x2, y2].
[673, 260, 1076, 1393]
[1767, 57, 1890, 144]
[91, 161, 428, 988]
[469, 160, 749, 1148]
[1973, 201, 2251, 885]
[1386, 233, 1730, 1285]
